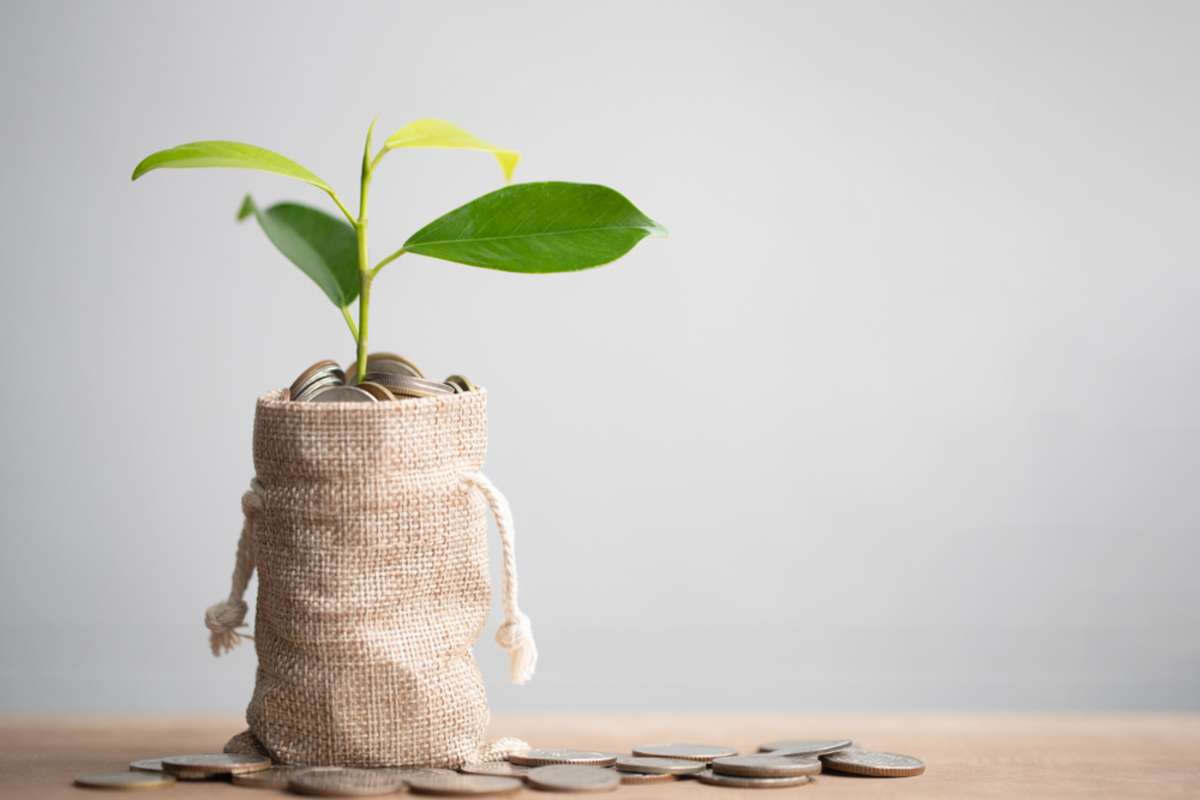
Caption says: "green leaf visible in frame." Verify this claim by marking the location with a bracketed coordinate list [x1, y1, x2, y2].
[403, 182, 665, 273]
[237, 195, 359, 307]
[132, 141, 333, 194]
[383, 119, 519, 182]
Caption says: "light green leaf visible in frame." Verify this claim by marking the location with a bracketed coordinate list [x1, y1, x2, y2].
[403, 182, 665, 273]
[237, 195, 359, 307]
[132, 141, 333, 194]
[383, 119, 520, 182]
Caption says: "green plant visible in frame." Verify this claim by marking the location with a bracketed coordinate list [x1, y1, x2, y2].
[133, 119, 665, 381]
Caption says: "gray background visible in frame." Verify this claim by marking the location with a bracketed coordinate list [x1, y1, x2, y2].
[1, 0, 1196, 713]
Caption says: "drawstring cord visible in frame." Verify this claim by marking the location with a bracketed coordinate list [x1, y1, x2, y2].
[204, 479, 261, 656]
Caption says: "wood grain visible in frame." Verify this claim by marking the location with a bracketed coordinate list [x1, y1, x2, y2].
[2, 713, 1197, 799]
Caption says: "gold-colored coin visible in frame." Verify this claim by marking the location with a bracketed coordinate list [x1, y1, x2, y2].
[366, 352, 425, 378]
[74, 771, 177, 790]
[403, 772, 523, 795]
[695, 769, 813, 789]
[619, 771, 675, 785]
[444, 374, 477, 393]
[364, 372, 456, 398]
[614, 756, 704, 775]
[354, 381, 397, 402]
[160, 753, 271, 780]
[630, 744, 736, 762]
[288, 767, 407, 796]
[231, 765, 307, 789]
[819, 749, 925, 778]
[712, 755, 821, 777]
[458, 762, 531, 778]
[289, 360, 343, 401]
[509, 749, 618, 767]
[759, 738, 852, 756]
[525, 765, 620, 793]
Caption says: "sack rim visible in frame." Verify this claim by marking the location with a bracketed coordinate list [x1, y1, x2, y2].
[258, 386, 488, 410]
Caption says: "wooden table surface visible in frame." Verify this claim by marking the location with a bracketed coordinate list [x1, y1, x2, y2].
[2, 713, 1197, 799]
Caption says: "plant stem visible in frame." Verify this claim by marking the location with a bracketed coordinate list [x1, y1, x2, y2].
[371, 247, 405, 278]
[326, 190, 357, 227]
[340, 305, 359, 340]
[355, 121, 377, 383]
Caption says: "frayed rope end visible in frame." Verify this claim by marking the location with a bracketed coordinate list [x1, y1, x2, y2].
[205, 598, 249, 657]
[495, 611, 537, 685]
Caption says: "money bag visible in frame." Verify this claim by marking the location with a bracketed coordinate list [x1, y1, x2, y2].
[203, 389, 536, 766]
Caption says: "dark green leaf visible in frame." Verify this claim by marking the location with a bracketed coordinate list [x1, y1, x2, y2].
[238, 195, 359, 307]
[132, 141, 333, 194]
[403, 182, 665, 273]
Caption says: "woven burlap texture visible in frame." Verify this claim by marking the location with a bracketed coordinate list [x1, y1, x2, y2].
[210, 389, 528, 767]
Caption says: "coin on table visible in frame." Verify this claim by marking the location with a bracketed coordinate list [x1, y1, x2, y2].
[290, 360, 344, 400]
[310, 385, 378, 403]
[619, 771, 675, 785]
[444, 375, 477, 393]
[354, 381, 397, 401]
[509, 749, 618, 767]
[712, 755, 821, 777]
[759, 738, 853, 756]
[526, 765, 620, 793]
[75, 771, 177, 790]
[128, 758, 165, 773]
[458, 762, 531, 778]
[231, 765, 308, 789]
[695, 769, 812, 789]
[820, 749, 925, 777]
[288, 767, 407, 796]
[404, 772, 522, 795]
[614, 756, 705, 775]
[161, 753, 272, 779]
[630, 744, 737, 762]
[365, 352, 424, 378]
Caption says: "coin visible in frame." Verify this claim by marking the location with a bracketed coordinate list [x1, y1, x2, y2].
[619, 771, 675, 785]
[288, 767, 407, 796]
[819, 749, 925, 777]
[712, 755, 821, 777]
[630, 744, 736, 762]
[458, 762, 531, 778]
[444, 375, 477, 393]
[160, 753, 272, 779]
[232, 765, 307, 789]
[289, 360, 344, 400]
[366, 352, 424, 378]
[404, 772, 523, 795]
[128, 758, 164, 773]
[310, 385, 377, 403]
[759, 739, 853, 756]
[695, 769, 813, 789]
[526, 765, 620, 793]
[509, 749, 618, 767]
[614, 756, 704, 775]
[363, 372, 455, 398]
[354, 381, 397, 401]
[74, 771, 177, 790]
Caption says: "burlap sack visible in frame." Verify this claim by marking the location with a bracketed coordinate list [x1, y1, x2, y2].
[203, 389, 536, 767]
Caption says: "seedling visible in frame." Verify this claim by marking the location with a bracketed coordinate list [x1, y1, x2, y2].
[133, 119, 664, 381]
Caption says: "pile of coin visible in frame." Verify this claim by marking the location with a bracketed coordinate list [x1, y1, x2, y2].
[75, 737, 925, 794]
[287, 353, 478, 403]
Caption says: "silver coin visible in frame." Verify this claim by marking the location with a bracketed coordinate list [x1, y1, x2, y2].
[458, 762, 531, 778]
[75, 771, 177, 790]
[289, 360, 343, 401]
[712, 755, 821, 777]
[759, 738, 853, 756]
[819, 749, 925, 777]
[364, 372, 456, 398]
[509, 749, 618, 767]
[695, 769, 813, 789]
[354, 381, 397, 402]
[161, 753, 271, 779]
[630, 744, 736, 762]
[128, 758, 165, 773]
[310, 385, 378, 403]
[404, 772, 523, 795]
[231, 765, 307, 789]
[363, 352, 424, 378]
[614, 756, 704, 775]
[288, 767, 406, 796]
[620, 771, 675, 785]
[526, 765, 620, 793]
[294, 373, 345, 402]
